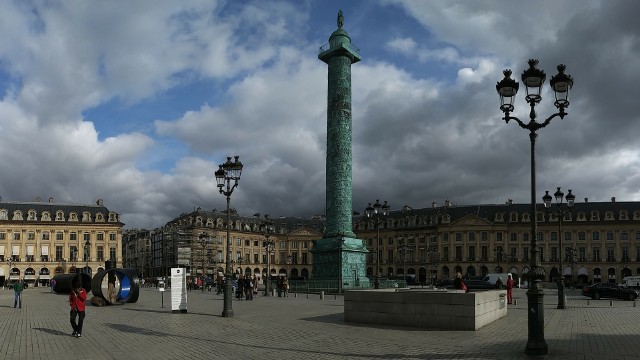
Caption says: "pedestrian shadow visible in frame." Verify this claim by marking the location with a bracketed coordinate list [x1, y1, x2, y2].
[106, 323, 170, 337]
[122, 307, 221, 317]
[32, 327, 68, 336]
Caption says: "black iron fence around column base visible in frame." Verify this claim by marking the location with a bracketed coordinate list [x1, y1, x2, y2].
[282, 278, 407, 295]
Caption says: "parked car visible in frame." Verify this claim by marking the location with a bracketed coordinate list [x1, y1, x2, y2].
[465, 279, 495, 291]
[436, 279, 455, 289]
[582, 282, 639, 301]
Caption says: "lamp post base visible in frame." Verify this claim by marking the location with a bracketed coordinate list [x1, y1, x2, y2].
[374, 276, 380, 289]
[221, 274, 234, 318]
[557, 280, 566, 309]
[525, 282, 548, 356]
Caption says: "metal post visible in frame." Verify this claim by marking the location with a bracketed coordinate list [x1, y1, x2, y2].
[557, 210, 565, 308]
[375, 220, 380, 289]
[222, 193, 233, 317]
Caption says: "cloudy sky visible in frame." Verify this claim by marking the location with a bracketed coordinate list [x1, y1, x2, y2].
[0, 0, 638, 229]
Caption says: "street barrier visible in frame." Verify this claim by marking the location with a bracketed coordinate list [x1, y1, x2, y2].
[52, 273, 92, 294]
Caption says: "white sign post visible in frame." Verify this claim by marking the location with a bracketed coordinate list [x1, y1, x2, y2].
[170, 268, 188, 313]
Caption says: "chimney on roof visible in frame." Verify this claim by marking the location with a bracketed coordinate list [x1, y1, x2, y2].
[96, 199, 104, 206]
[35, 197, 41, 202]
[445, 199, 450, 207]
[432, 202, 437, 208]
[612, 197, 616, 203]
[48, 197, 53, 203]
[508, 199, 513, 205]
[584, 198, 588, 203]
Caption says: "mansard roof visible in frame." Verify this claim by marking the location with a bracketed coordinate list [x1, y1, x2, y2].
[0, 199, 122, 225]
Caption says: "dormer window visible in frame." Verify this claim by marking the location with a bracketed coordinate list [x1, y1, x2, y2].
[442, 214, 451, 223]
[27, 210, 37, 221]
[494, 213, 504, 222]
[0, 209, 7, 220]
[563, 212, 572, 221]
[109, 213, 117, 222]
[510, 212, 518, 222]
[12, 210, 23, 221]
[605, 212, 614, 221]
[634, 211, 640, 220]
[591, 211, 600, 221]
[536, 212, 544, 222]
[55, 211, 65, 221]
[620, 211, 628, 220]
[41, 211, 51, 221]
[82, 212, 91, 222]
[96, 213, 104, 222]
[577, 212, 586, 221]
[69, 212, 78, 221]
[522, 213, 530, 222]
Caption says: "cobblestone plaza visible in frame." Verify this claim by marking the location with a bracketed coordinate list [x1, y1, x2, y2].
[1, 287, 639, 359]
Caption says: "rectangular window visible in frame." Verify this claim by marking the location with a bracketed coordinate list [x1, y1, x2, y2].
[70, 246, 78, 261]
[83, 233, 90, 242]
[523, 233, 529, 242]
[0, 233, 5, 240]
[523, 247, 529, 261]
[302, 252, 308, 265]
[551, 247, 558, 262]
[538, 247, 544, 262]
[564, 232, 571, 241]
[109, 233, 116, 241]
[606, 231, 614, 241]
[97, 246, 104, 261]
[537, 232, 543, 241]
[510, 233, 517, 242]
[56, 246, 63, 261]
[236, 238, 242, 246]
[592, 231, 600, 241]
[13, 232, 20, 241]
[455, 246, 462, 261]
[481, 246, 488, 261]
[593, 247, 600, 262]
[622, 247, 629, 262]
[496, 233, 503, 242]
[551, 232, 558, 241]
[70, 233, 77, 241]
[468, 246, 475, 261]
[27, 232, 35, 241]
[245, 239, 250, 246]
[109, 247, 116, 260]
[443, 233, 449, 242]
[291, 241, 298, 249]
[636, 231, 640, 241]
[621, 232, 629, 241]
[388, 249, 394, 263]
[302, 241, 308, 249]
[469, 232, 476, 242]
[254, 240, 259, 247]
[607, 248, 615, 262]
[455, 233, 462, 242]
[579, 247, 586, 262]
[97, 233, 104, 241]
[579, 232, 586, 241]
[481, 232, 488, 241]
[56, 232, 63, 241]
[280, 241, 287, 249]
[42, 232, 50, 241]
[442, 247, 449, 261]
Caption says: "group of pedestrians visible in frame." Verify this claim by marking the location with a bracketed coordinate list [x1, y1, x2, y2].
[236, 274, 258, 300]
[454, 272, 514, 304]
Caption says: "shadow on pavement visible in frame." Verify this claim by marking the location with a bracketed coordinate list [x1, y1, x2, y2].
[33, 328, 68, 336]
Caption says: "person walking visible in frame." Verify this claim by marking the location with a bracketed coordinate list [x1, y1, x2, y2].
[506, 274, 514, 304]
[453, 272, 467, 293]
[283, 276, 289, 297]
[14, 279, 24, 308]
[69, 284, 87, 338]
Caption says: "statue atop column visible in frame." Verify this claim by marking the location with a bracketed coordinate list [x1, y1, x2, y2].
[337, 10, 344, 29]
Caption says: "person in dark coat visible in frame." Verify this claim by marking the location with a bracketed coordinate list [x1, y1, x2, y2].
[453, 272, 467, 292]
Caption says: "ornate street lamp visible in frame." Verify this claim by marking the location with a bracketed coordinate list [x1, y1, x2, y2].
[215, 155, 243, 317]
[397, 236, 408, 284]
[260, 214, 275, 296]
[365, 200, 390, 289]
[543, 187, 575, 309]
[496, 59, 574, 356]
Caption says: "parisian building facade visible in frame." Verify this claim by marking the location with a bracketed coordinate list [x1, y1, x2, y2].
[124, 198, 640, 287]
[0, 198, 124, 287]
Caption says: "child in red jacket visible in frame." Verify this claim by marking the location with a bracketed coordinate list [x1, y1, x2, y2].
[69, 286, 87, 338]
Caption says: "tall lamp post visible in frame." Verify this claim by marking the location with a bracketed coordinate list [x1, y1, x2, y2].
[215, 155, 243, 318]
[199, 234, 209, 292]
[543, 188, 575, 309]
[365, 200, 390, 289]
[84, 240, 90, 274]
[427, 245, 440, 287]
[496, 59, 574, 356]
[260, 214, 275, 296]
[494, 246, 504, 272]
[397, 236, 408, 283]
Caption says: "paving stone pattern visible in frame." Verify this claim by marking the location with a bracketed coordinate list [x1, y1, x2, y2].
[0, 287, 638, 359]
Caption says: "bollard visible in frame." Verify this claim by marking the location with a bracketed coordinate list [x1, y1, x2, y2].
[295, 293, 297, 298]
[514, 299, 517, 305]
[587, 300, 590, 306]
[610, 300, 613, 307]
[335, 295, 337, 300]
[320, 291, 325, 300]
[634, 300, 637, 308]
[306, 293, 309, 299]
